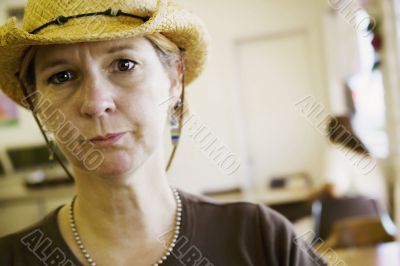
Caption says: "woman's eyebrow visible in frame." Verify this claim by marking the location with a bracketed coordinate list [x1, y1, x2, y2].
[38, 59, 70, 72]
[106, 45, 136, 54]
[37, 45, 136, 72]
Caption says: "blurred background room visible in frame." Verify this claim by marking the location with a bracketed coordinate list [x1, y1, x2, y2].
[1, 0, 400, 265]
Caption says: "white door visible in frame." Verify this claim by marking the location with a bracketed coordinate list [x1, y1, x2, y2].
[236, 30, 326, 187]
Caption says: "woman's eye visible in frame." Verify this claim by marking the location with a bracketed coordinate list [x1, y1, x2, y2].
[116, 59, 136, 72]
[48, 71, 74, 84]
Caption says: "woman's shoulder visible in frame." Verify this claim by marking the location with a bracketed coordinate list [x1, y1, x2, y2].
[178, 188, 290, 224]
[0, 205, 77, 266]
[0, 222, 40, 264]
[0, 211, 52, 248]
[178, 189, 291, 238]
[178, 189, 301, 245]
[177, 189, 327, 265]
[0, 205, 61, 239]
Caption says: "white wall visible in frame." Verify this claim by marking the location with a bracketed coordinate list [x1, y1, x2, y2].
[0, 0, 44, 149]
[170, 0, 330, 192]
[0, 0, 44, 174]
[0, 0, 331, 194]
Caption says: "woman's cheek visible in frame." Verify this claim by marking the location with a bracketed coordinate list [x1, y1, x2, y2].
[34, 92, 74, 134]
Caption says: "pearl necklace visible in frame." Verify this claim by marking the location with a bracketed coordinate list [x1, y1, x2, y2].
[69, 187, 182, 266]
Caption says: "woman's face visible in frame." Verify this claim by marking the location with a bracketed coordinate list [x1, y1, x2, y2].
[34, 36, 179, 178]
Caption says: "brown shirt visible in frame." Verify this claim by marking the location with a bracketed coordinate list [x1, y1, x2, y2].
[0, 189, 326, 265]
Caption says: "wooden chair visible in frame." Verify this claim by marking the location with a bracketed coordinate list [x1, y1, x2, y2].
[312, 196, 396, 242]
[322, 217, 396, 249]
[0, 160, 5, 176]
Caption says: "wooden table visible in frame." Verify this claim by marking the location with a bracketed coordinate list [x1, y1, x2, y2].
[323, 242, 400, 266]
[205, 187, 310, 205]
[205, 187, 312, 222]
[0, 174, 75, 204]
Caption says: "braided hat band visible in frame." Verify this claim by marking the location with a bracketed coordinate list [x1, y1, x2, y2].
[0, 0, 210, 107]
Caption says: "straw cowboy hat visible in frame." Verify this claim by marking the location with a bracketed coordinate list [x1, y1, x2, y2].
[0, 0, 209, 107]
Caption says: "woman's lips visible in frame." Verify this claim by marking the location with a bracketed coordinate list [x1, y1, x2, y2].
[90, 133, 126, 147]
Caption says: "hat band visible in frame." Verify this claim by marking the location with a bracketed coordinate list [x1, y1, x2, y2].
[30, 8, 150, 34]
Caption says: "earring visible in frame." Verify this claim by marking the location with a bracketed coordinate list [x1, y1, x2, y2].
[46, 135, 55, 161]
[169, 99, 182, 145]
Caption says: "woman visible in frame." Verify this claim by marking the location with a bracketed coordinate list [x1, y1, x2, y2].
[0, 0, 325, 265]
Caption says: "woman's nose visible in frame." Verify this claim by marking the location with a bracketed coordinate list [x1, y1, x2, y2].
[79, 73, 116, 118]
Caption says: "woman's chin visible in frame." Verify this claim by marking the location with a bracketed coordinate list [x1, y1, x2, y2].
[95, 155, 141, 177]
[73, 151, 146, 179]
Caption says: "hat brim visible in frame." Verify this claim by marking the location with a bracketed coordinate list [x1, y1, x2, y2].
[0, 6, 209, 107]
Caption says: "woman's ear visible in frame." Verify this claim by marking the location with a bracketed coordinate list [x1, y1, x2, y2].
[169, 58, 183, 100]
